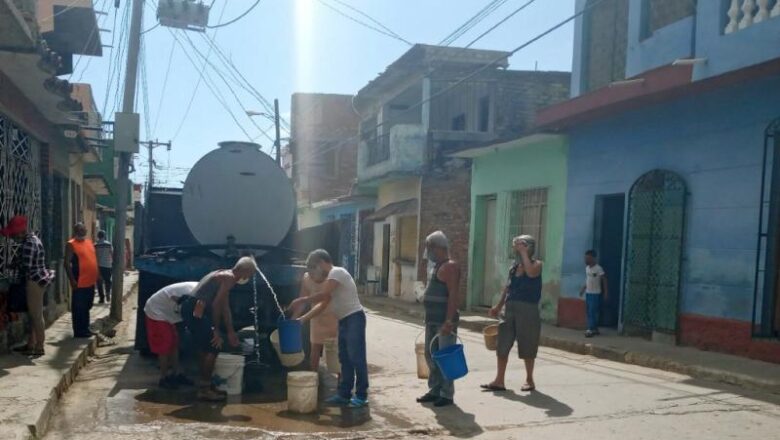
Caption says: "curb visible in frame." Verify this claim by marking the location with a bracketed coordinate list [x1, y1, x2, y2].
[17, 279, 138, 439]
[361, 295, 780, 396]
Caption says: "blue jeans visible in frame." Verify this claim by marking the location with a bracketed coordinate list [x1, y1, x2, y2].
[338, 311, 368, 400]
[586, 293, 601, 331]
[424, 323, 457, 399]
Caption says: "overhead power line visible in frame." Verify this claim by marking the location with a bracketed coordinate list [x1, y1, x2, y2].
[465, 0, 538, 48]
[206, 0, 262, 29]
[290, 0, 607, 170]
[439, 0, 510, 46]
[167, 28, 254, 141]
[317, 0, 412, 46]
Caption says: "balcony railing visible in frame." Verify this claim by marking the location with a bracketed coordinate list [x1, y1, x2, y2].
[725, 0, 780, 34]
[365, 133, 390, 166]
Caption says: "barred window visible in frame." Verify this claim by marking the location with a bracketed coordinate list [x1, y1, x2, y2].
[508, 188, 548, 260]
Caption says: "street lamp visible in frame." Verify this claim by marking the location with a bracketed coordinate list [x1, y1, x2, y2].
[246, 99, 282, 164]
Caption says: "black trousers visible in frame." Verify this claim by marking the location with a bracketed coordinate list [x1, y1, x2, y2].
[97, 267, 112, 302]
[72, 287, 95, 337]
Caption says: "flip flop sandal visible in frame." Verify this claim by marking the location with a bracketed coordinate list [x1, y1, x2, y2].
[521, 384, 536, 392]
[480, 384, 507, 392]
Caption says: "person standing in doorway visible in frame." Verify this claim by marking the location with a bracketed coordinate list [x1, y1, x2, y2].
[64, 223, 99, 338]
[579, 250, 608, 338]
[2, 216, 54, 357]
[291, 249, 368, 408]
[94, 230, 113, 304]
[416, 231, 461, 408]
[483, 235, 543, 393]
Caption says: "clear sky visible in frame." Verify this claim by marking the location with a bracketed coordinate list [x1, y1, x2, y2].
[74, 0, 577, 187]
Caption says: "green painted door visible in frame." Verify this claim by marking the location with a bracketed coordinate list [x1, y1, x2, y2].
[624, 170, 686, 335]
[481, 197, 498, 306]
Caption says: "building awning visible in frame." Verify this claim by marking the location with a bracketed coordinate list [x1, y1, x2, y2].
[84, 174, 111, 196]
[365, 198, 418, 222]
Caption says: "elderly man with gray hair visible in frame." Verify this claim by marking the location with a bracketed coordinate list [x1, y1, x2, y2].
[416, 230, 461, 408]
[482, 235, 543, 393]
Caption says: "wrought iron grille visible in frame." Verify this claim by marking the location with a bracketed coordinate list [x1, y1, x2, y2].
[623, 169, 686, 334]
[0, 115, 42, 279]
[752, 117, 780, 338]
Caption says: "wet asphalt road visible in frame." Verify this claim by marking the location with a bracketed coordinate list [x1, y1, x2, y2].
[44, 295, 780, 439]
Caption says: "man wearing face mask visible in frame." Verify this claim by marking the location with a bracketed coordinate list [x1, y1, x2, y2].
[417, 231, 461, 408]
[180, 256, 257, 401]
[64, 223, 98, 338]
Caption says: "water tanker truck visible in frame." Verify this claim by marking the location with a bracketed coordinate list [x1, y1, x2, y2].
[134, 141, 308, 366]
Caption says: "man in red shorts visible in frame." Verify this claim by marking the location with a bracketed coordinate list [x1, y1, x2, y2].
[144, 282, 198, 389]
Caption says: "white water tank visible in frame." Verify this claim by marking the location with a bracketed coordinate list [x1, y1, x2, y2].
[181, 142, 296, 253]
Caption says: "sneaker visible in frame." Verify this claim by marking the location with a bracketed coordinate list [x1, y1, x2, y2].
[197, 387, 227, 402]
[593, 329, 601, 336]
[348, 397, 369, 408]
[584, 330, 594, 338]
[325, 395, 351, 406]
[159, 376, 179, 390]
[172, 374, 194, 386]
[434, 398, 453, 407]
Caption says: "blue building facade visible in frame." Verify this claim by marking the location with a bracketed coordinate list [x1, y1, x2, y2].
[541, 0, 780, 363]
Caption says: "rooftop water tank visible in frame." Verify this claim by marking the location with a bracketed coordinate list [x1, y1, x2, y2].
[181, 141, 296, 253]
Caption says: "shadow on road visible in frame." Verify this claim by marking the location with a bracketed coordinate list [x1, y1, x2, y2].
[490, 389, 574, 417]
[425, 404, 484, 438]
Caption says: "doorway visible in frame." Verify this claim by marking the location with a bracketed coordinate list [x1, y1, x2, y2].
[480, 197, 498, 306]
[593, 194, 625, 328]
[380, 223, 391, 296]
[623, 170, 686, 337]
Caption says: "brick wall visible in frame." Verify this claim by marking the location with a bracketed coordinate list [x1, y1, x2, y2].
[417, 164, 471, 308]
[494, 71, 571, 137]
[290, 93, 359, 205]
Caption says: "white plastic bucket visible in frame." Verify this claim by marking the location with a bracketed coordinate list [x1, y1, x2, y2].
[415, 332, 429, 379]
[287, 371, 319, 414]
[214, 353, 245, 395]
[323, 338, 340, 374]
[270, 330, 305, 367]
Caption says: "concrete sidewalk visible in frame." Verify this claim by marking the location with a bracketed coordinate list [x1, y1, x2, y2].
[360, 294, 780, 395]
[0, 272, 138, 440]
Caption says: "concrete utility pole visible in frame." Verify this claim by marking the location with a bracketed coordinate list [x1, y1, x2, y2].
[110, 0, 143, 321]
[141, 139, 171, 253]
[274, 98, 281, 164]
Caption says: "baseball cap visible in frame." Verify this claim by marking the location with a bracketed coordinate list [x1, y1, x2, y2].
[0, 216, 27, 237]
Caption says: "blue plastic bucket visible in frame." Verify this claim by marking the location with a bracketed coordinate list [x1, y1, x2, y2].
[431, 335, 468, 381]
[277, 318, 303, 354]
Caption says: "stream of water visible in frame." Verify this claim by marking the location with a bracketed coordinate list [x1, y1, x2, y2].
[249, 268, 287, 365]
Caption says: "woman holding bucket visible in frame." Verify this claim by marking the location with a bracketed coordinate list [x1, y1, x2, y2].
[291, 272, 339, 372]
[482, 235, 542, 393]
[180, 256, 258, 401]
[416, 231, 461, 408]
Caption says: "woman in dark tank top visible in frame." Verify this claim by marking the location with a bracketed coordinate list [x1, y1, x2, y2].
[482, 235, 543, 393]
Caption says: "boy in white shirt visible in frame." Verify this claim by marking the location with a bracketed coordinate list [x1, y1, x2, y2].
[579, 250, 608, 338]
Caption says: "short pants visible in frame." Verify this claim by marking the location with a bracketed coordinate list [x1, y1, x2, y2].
[497, 300, 541, 359]
[180, 296, 220, 354]
[145, 315, 179, 356]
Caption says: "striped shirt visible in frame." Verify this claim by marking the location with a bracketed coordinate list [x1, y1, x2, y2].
[95, 239, 113, 268]
[17, 233, 53, 287]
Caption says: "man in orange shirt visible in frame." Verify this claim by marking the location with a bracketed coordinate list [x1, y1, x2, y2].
[64, 223, 99, 338]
